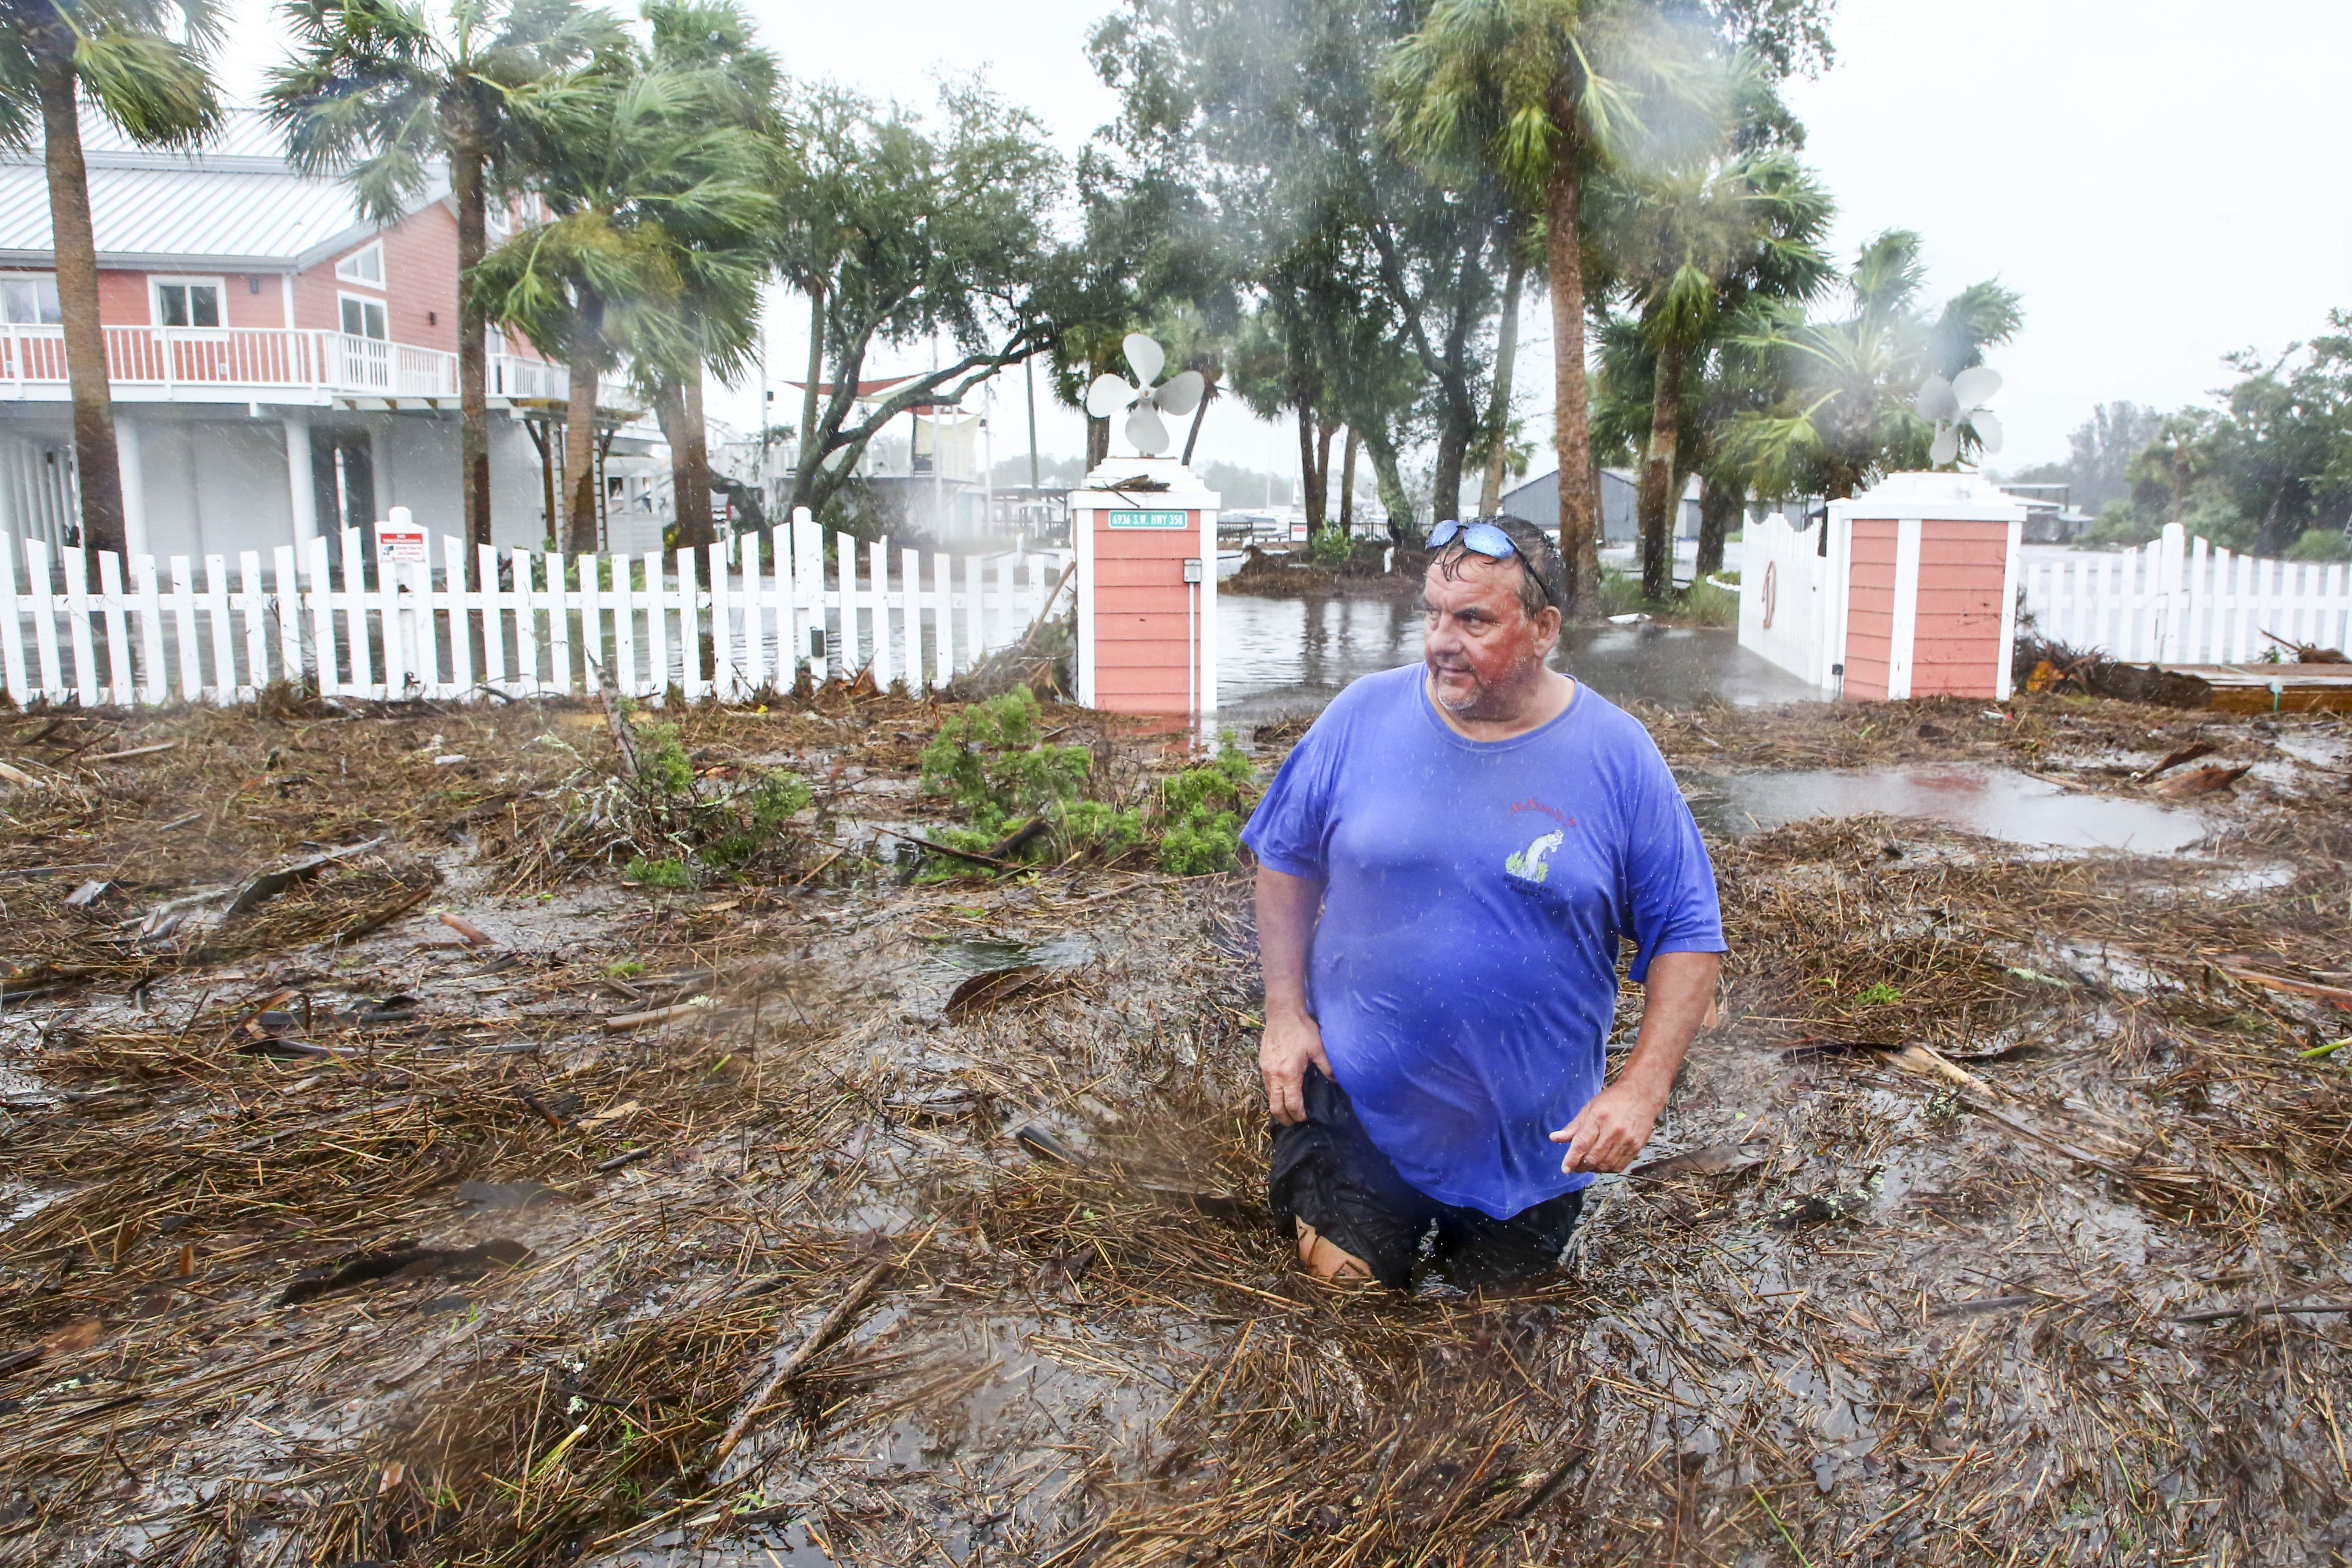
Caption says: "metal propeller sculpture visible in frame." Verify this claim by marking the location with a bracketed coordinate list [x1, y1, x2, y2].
[1084, 333, 1205, 459]
[1916, 365, 2004, 468]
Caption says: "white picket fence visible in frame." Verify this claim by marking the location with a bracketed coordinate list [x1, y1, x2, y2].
[0, 508, 1071, 707]
[2023, 521, 2352, 664]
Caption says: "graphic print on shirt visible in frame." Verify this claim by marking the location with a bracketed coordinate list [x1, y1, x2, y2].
[1504, 829, 1566, 884]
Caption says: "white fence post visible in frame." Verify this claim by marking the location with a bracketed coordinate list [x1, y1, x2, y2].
[238, 550, 267, 699]
[441, 535, 470, 697]
[62, 546, 97, 709]
[0, 536, 24, 707]
[100, 549, 133, 703]
[26, 540, 61, 700]
[477, 542, 506, 694]
[677, 546, 704, 701]
[902, 544, 925, 693]
[869, 537, 893, 691]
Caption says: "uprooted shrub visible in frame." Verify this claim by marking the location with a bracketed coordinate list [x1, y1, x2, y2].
[624, 723, 814, 882]
[1157, 737, 1256, 875]
[919, 688, 1140, 867]
[917, 689, 1259, 875]
[507, 707, 816, 890]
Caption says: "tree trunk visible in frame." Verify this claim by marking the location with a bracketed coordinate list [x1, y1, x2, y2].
[2260, 487, 2286, 557]
[654, 376, 686, 537]
[796, 282, 824, 502]
[1339, 429, 1359, 535]
[1181, 375, 1214, 466]
[1430, 421, 1467, 528]
[562, 308, 603, 556]
[1312, 419, 1337, 532]
[1636, 338, 1686, 602]
[452, 142, 492, 555]
[1362, 426, 1414, 543]
[1086, 413, 1110, 470]
[1479, 248, 1527, 517]
[1546, 143, 1600, 617]
[1695, 474, 1739, 578]
[35, 50, 124, 556]
[667, 370, 714, 550]
[1296, 402, 1322, 531]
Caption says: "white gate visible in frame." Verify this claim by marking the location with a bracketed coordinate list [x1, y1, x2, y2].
[1735, 506, 1838, 691]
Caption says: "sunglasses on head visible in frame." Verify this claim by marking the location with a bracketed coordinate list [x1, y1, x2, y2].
[1425, 519, 1553, 607]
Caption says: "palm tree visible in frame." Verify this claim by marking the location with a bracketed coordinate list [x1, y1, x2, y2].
[0, 0, 222, 555]
[472, 29, 773, 553]
[1592, 300, 1791, 581]
[1725, 229, 2023, 501]
[267, 0, 624, 554]
[1475, 218, 1535, 516]
[632, 0, 779, 550]
[1592, 148, 1832, 598]
[1384, 0, 1697, 614]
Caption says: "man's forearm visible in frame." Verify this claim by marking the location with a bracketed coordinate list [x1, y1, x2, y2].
[1256, 865, 1322, 1019]
[1612, 950, 1721, 1107]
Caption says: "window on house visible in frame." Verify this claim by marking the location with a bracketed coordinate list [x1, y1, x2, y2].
[333, 242, 385, 287]
[153, 279, 222, 327]
[0, 275, 62, 325]
[339, 295, 387, 340]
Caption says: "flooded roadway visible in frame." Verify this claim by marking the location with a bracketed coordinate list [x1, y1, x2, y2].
[1212, 592, 1821, 723]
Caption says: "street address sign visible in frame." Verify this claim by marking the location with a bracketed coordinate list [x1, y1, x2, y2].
[1106, 510, 1188, 529]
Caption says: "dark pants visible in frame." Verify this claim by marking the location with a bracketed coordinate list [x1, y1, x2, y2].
[1267, 1069, 1585, 1291]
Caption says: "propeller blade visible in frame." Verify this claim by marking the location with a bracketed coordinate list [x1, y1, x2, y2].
[1930, 425, 1960, 467]
[1125, 404, 1170, 457]
[1085, 373, 1134, 420]
[1155, 369, 1205, 418]
[1951, 365, 2002, 410]
[1915, 375, 1959, 423]
[1122, 332, 1165, 386]
[1970, 411, 2003, 454]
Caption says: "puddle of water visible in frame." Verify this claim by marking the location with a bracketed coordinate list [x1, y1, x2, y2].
[924, 934, 1094, 972]
[2276, 732, 2350, 770]
[1692, 765, 2213, 853]
[2204, 860, 2300, 894]
[601, 1516, 834, 1567]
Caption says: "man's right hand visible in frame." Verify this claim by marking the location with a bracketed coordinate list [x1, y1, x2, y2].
[1259, 1008, 1334, 1126]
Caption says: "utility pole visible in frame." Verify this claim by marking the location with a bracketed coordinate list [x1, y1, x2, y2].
[1024, 353, 1041, 489]
[929, 337, 944, 537]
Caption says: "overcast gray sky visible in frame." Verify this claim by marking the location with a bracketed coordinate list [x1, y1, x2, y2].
[218, 0, 2352, 488]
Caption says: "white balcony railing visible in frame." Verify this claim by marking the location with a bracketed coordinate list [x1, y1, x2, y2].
[0, 324, 576, 404]
[489, 352, 567, 400]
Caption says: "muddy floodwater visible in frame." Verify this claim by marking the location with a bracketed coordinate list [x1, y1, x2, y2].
[0, 689, 2348, 1568]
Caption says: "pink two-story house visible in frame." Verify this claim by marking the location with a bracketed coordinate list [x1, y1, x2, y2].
[0, 108, 637, 560]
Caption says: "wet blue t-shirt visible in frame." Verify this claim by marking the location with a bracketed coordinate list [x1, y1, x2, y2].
[1240, 665, 1724, 1218]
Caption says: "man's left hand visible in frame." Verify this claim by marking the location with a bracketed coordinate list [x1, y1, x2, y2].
[1549, 1082, 1664, 1174]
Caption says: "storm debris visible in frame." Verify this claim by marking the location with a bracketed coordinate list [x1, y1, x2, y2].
[0, 691, 2346, 1567]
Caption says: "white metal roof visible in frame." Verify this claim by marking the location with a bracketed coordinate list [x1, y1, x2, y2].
[0, 107, 444, 271]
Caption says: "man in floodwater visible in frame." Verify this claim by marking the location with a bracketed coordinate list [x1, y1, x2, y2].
[1241, 515, 1725, 1290]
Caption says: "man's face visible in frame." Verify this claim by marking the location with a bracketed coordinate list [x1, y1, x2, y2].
[1421, 551, 1561, 716]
